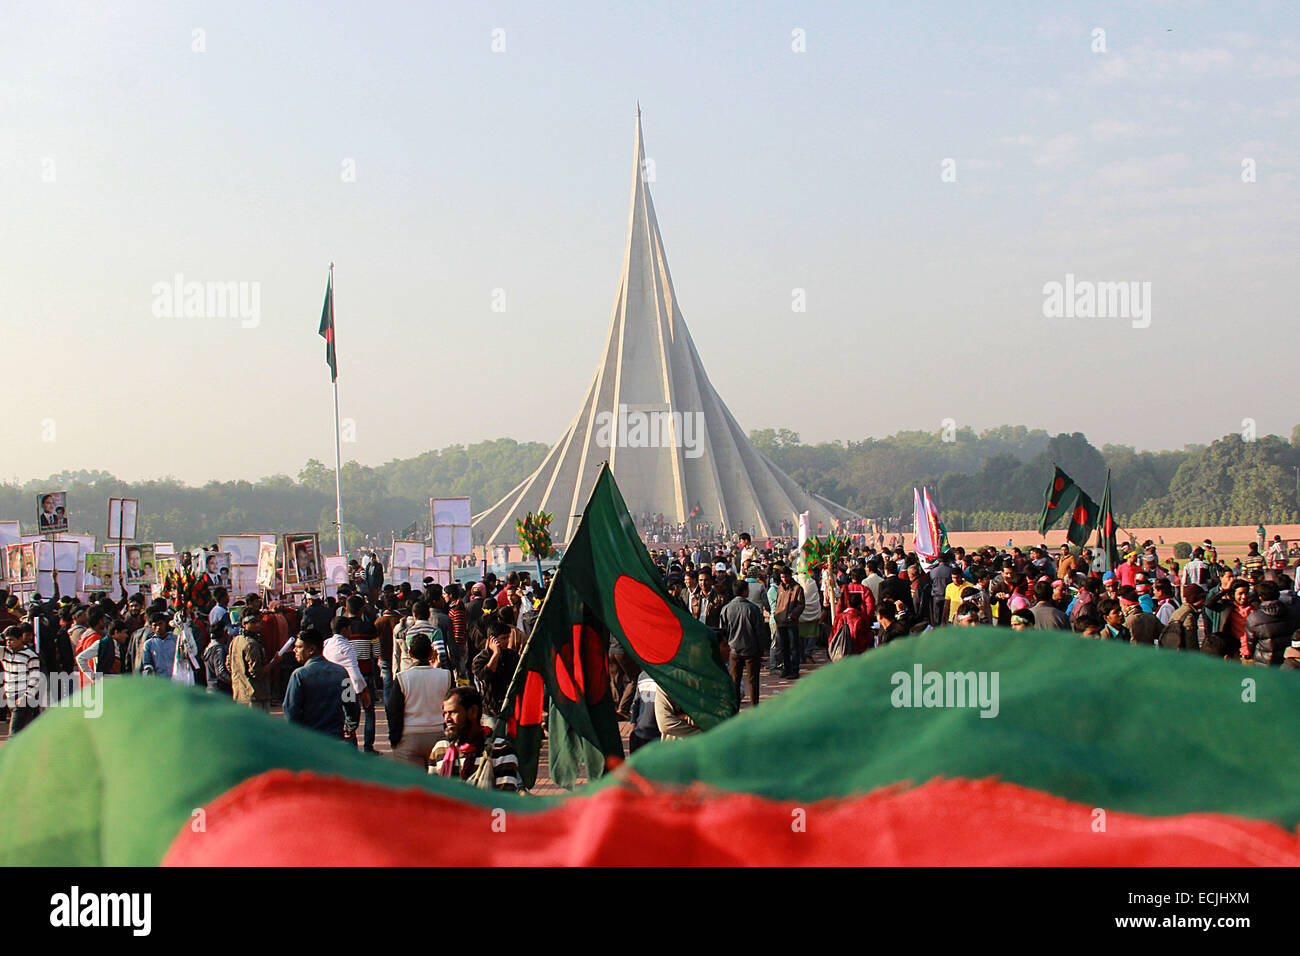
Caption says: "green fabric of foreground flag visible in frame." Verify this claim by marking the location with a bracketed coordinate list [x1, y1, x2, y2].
[4, 629, 1300, 864]
[1096, 470, 1119, 571]
[0, 679, 534, 866]
[596, 629, 1300, 829]
[1037, 465, 1083, 537]
[1064, 489, 1099, 548]
[319, 274, 337, 382]
[501, 462, 737, 789]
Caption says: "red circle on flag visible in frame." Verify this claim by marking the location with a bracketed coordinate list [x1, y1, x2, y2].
[512, 670, 544, 729]
[554, 646, 579, 702]
[575, 624, 608, 706]
[613, 575, 683, 664]
[1072, 504, 1088, 524]
[1053, 476, 1065, 492]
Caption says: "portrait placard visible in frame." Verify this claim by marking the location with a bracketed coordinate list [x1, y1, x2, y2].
[391, 540, 424, 572]
[219, 535, 261, 567]
[122, 543, 157, 585]
[284, 533, 321, 585]
[198, 551, 233, 588]
[154, 552, 180, 583]
[256, 541, 278, 588]
[6, 544, 36, 584]
[83, 553, 116, 591]
[323, 555, 349, 596]
[37, 491, 69, 534]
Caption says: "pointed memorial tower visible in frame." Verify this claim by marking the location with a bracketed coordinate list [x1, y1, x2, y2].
[473, 109, 857, 545]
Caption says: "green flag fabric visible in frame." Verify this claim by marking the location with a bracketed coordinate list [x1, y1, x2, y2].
[4, 630, 1300, 865]
[1036, 465, 1082, 537]
[319, 273, 337, 382]
[502, 462, 737, 789]
[1096, 469, 1119, 572]
[1064, 489, 1099, 547]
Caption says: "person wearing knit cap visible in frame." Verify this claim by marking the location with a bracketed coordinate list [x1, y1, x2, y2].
[1160, 583, 1208, 651]
[1118, 585, 1161, 645]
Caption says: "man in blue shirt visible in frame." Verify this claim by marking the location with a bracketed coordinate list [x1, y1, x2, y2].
[284, 627, 349, 738]
[140, 612, 178, 679]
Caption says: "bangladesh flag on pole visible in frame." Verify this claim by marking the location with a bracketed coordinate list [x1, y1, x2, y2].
[400, 522, 417, 539]
[319, 270, 337, 382]
[1096, 470, 1119, 572]
[1064, 489, 1099, 548]
[501, 462, 737, 789]
[1037, 465, 1084, 537]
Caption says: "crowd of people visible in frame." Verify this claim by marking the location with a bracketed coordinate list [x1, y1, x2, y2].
[645, 531, 1300, 695]
[0, 556, 543, 792]
[2, 528, 1297, 795]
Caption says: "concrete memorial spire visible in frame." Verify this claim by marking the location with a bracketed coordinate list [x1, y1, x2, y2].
[473, 109, 857, 545]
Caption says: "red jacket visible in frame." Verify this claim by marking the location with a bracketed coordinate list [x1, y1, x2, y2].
[832, 606, 873, 655]
[836, 581, 875, 619]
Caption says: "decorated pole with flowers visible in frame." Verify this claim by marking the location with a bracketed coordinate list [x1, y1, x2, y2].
[516, 511, 556, 582]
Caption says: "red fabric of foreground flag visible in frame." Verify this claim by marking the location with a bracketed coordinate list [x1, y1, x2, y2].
[164, 771, 1300, 866]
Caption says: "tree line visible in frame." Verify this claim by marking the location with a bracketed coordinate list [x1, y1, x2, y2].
[750, 424, 1300, 530]
[4, 425, 1297, 550]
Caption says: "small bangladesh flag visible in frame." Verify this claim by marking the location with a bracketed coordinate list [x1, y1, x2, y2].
[1096, 470, 1119, 572]
[500, 462, 737, 789]
[319, 270, 337, 382]
[1064, 490, 1099, 548]
[1037, 465, 1083, 537]
[400, 522, 418, 539]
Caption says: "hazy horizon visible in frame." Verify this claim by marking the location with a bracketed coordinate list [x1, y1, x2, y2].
[4, 419, 1289, 489]
[7, 1, 1298, 486]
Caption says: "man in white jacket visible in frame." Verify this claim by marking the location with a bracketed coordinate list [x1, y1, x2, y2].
[798, 568, 823, 664]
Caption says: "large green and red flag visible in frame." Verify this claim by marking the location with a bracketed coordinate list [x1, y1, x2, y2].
[1096, 469, 1119, 571]
[318, 269, 337, 382]
[4, 631, 1300, 865]
[1037, 465, 1083, 537]
[501, 462, 736, 789]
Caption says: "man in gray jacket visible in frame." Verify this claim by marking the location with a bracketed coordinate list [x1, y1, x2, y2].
[722, 579, 766, 708]
[1029, 580, 1070, 630]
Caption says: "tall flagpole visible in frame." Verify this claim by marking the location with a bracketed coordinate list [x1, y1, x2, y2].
[330, 262, 345, 557]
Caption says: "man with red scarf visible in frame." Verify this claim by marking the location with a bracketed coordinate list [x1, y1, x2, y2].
[430, 686, 520, 791]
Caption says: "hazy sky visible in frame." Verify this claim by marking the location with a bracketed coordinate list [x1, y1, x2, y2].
[5, 0, 1298, 485]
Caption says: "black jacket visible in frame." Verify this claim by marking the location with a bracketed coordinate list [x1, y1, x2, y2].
[908, 578, 933, 629]
[471, 646, 519, 717]
[1247, 601, 1295, 666]
[40, 625, 77, 698]
[879, 575, 913, 617]
[204, 639, 233, 692]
